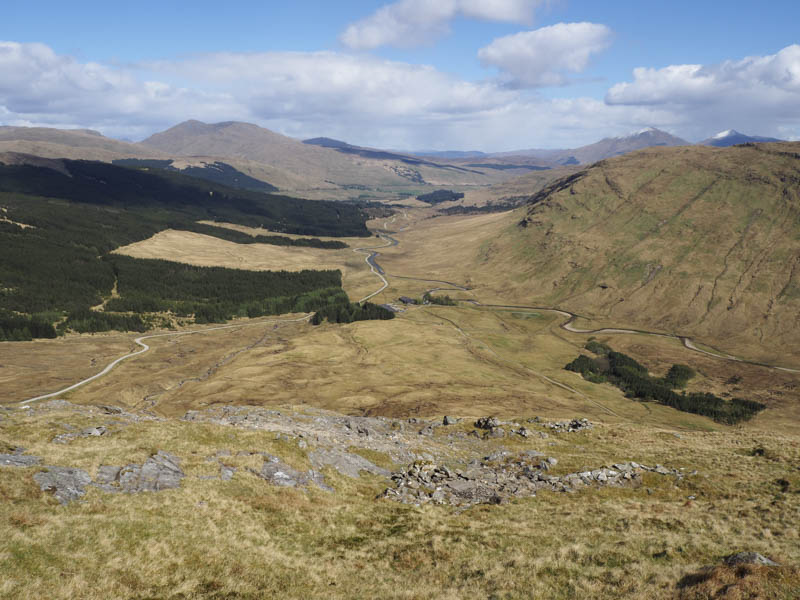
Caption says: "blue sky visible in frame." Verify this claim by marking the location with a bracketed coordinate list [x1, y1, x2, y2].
[2, 0, 800, 150]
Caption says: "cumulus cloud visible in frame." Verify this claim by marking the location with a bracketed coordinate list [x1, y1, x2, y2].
[478, 22, 612, 87]
[340, 0, 544, 49]
[2, 39, 798, 150]
[606, 44, 800, 139]
[0, 41, 237, 138]
[147, 51, 516, 120]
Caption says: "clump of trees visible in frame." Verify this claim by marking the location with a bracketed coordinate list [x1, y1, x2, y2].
[0, 310, 57, 341]
[59, 308, 148, 334]
[565, 342, 765, 424]
[416, 190, 465, 204]
[422, 292, 457, 305]
[311, 301, 395, 325]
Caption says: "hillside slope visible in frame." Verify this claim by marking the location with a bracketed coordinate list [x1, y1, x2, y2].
[139, 120, 519, 193]
[480, 143, 800, 363]
[0, 126, 169, 160]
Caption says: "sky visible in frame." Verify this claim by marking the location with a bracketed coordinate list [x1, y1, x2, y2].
[2, 0, 800, 151]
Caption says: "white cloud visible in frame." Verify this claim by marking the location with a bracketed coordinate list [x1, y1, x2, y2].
[0, 41, 237, 138]
[148, 51, 517, 120]
[2, 40, 799, 150]
[478, 22, 612, 87]
[606, 44, 800, 139]
[340, 0, 544, 49]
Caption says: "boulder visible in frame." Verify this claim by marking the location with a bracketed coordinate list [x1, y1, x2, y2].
[724, 552, 780, 567]
[484, 427, 505, 439]
[34, 466, 92, 505]
[94, 450, 184, 493]
[475, 416, 500, 430]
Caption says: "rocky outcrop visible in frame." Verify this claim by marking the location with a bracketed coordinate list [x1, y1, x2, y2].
[381, 453, 688, 507]
[543, 418, 593, 433]
[475, 416, 500, 429]
[724, 552, 780, 567]
[93, 451, 185, 494]
[53, 425, 107, 444]
[34, 466, 92, 505]
[251, 455, 331, 491]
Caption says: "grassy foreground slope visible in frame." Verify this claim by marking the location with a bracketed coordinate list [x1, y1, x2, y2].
[1, 400, 798, 599]
[473, 143, 800, 364]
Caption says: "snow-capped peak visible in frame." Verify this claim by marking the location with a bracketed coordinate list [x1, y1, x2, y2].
[612, 127, 658, 140]
[712, 129, 738, 139]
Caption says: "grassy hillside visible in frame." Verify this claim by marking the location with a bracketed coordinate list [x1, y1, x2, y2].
[1, 398, 798, 599]
[479, 142, 800, 363]
[0, 126, 168, 160]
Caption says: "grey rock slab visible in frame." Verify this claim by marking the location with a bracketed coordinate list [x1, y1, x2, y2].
[0, 454, 41, 467]
[34, 466, 92, 505]
[131, 451, 184, 492]
[253, 455, 331, 491]
[95, 466, 122, 486]
[95, 451, 184, 494]
[724, 552, 780, 567]
[309, 448, 390, 479]
[81, 426, 107, 437]
[484, 427, 506, 439]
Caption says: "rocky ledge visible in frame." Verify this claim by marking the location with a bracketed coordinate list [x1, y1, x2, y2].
[381, 451, 688, 507]
[2, 402, 696, 509]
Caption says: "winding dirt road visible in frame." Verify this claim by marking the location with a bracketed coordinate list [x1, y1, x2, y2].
[19, 315, 311, 405]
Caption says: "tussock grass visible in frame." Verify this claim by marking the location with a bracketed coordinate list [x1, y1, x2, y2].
[1, 405, 798, 599]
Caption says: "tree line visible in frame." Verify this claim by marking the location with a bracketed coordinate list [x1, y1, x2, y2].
[310, 301, 395, 325]
[181, 222, 347, 249]
[565, 343, 765, 424]
[0, 160, 378, 339]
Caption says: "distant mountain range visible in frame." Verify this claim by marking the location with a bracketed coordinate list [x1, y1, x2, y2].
[698, 129, 784, 147]
[411, 127, 787, 164]
[431, 128, 689, 166]
[0, 122, 789, 201]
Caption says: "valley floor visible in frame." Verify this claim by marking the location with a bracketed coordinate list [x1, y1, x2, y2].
[1, 207, 799, 598]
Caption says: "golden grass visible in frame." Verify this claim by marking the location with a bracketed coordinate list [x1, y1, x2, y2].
[1, 405, 798, 599]
[0, 335, 135, 403]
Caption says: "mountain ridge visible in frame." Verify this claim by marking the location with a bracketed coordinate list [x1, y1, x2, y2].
[698, 129, 784, 147]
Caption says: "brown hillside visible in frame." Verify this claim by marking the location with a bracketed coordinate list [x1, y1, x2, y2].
[459, 143, 800, 364]
[0, 126, 168, 160]
[138, 120, 522, 194]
